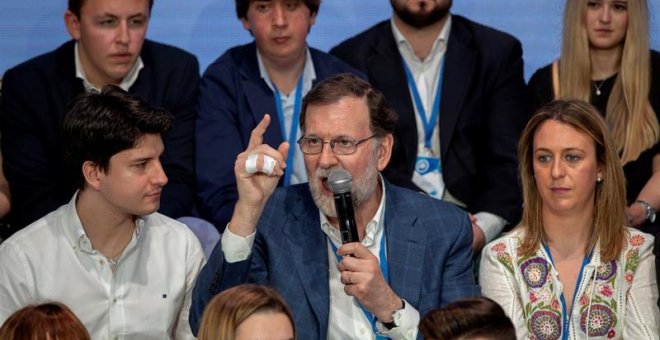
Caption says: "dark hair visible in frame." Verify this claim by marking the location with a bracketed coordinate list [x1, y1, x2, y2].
[0, 302, 90, 340]
[419, 297, 516, 340]
[68, 0, 154, 18]
[517, 99, 627, 262]
[300, 73, 398, 137]
[61, 85, 172, 190]
[235, 0, 321, 19]
[198, 284, 295, 340]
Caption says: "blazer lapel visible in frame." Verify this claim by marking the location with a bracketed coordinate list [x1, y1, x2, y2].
[383, 184, 426, 307]
[284, 193, 330, 336]
[239, 43, 283, 146]
[439, 19, 475, 159]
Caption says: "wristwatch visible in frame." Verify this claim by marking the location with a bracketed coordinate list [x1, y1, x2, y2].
[382, 299, 405, 330]
[635, 200, 656, 223]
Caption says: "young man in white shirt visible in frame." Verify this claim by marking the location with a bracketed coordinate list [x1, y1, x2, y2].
[0, 86, 205, 339]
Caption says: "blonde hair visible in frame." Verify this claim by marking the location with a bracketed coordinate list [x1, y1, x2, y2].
[558, 0, 658, 164]
[198, 284, 295, 340]
[518, 100, 627, 261]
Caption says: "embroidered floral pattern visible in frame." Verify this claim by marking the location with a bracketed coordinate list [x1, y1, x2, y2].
[530, 310, 561, 340]
[521, 257, 549, 288]
[492, 242, 515, 274]
[595, 260, 617, 281]
[579, 304, 615, 337]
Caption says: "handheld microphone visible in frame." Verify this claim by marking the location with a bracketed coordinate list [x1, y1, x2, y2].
[327, 169, 359, 244]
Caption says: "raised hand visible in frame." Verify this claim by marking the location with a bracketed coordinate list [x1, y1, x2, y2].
[229, 114, 289, 237]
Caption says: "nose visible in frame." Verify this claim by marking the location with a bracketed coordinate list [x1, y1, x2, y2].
[550, 158, 565, 179]
[271, 3, 287, 27]
[599, 6, 612, 23]
[116, 21, 130, 44]
[151, 160, 169, 187]
[317, 142, 339, 169]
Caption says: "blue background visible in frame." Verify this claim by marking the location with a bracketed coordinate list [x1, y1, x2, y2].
[1, 1, 658, 80]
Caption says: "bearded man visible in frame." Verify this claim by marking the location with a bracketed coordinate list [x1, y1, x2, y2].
[331, 0, 531, 253]
[189, 73, 479, 339]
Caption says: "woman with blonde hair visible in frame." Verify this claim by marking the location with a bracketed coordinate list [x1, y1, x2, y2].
[480, 100, 658, 339]
[197, 284, 295, 340]
[528, 0, 659, 234]
[0, 302, 90, 340]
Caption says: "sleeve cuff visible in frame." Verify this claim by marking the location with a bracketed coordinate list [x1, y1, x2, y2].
[375, 299, 419, 340]
[220, 223, 255, 263]
[474, 212, 507, 243]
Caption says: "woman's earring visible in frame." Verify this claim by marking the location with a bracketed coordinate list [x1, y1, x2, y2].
[597, 177, 603, 183]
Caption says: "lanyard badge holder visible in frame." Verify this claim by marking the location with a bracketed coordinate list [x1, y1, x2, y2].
[403, 59, 445, 198]
[273, 75, 304, 186]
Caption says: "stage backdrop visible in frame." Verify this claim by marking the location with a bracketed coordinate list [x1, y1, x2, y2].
[1, 1, 658, 81]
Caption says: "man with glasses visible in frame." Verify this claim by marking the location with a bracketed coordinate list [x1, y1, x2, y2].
[189, 73, 480, 339]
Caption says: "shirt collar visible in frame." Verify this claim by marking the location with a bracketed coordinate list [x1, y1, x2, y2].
[257, 46, 317, 95]
[390, 14, 452, 63]
[63, 191, 146, 255]
[320, 174, 387, 248]
[74, 42, 144, 93]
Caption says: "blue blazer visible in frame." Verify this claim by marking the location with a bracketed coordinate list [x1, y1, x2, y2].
[195, 42, 365, 231]
[0, 40, 198, 229]
[330, 16, 530, 224]
[190, 180, 481, 339]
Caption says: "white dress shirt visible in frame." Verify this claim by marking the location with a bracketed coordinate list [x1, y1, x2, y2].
[0, 193, 206, 340]
[257, 47, 317, 185]
[391, 16, 506, 242]
[222, 178, 420, 339]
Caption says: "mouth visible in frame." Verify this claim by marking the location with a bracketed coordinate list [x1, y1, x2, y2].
[110, 53, 133, 62]
[272, 36, 290, 44]
[550, 187, 570, 194]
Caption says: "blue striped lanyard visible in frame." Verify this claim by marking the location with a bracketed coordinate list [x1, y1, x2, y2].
[542, 242, 592, 340]
[272, 75, 303, 186]
[401, 58, 445, 149]
[330, 234, 390, 340]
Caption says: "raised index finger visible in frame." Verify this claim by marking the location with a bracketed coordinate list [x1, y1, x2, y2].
[248, 114, 271, 149]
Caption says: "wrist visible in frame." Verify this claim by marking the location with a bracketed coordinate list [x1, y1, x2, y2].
[380, 298, 405, 329]
[634, 200, 656, 223]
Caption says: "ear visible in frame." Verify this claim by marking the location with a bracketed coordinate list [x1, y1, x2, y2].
[240, 17, 252, 31]
[376, 134, 394, 171]
[309, 10, 317, 26]
[82, 161, 104, 191]
[64, 10, 82, 41]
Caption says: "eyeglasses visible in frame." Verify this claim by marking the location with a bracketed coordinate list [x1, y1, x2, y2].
[297, 135, 376, 155]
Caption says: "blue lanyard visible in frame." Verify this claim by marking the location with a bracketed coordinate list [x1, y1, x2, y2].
[541, 242, 592, 340]
[272, 75, 303, 186]
[330, 233, 390, 340]
[401, 58, 445, 149]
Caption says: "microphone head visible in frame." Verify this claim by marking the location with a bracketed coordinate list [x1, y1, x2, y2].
[327, 169, 352, 194]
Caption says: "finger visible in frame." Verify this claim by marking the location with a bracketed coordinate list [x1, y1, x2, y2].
[277, 141, 290, 168]
[247, 114, 271, 149]
[337, 242, 372, 259]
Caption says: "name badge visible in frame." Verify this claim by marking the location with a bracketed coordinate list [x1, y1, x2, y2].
[412, 148, 444, 198]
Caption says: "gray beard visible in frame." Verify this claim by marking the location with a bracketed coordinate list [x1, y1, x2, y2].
[309, 158, 380, 219]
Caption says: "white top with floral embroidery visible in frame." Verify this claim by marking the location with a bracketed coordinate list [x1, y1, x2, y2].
[480, 228, 658, 340]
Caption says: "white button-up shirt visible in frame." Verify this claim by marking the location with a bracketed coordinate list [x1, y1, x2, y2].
[0, 193, 205, 339]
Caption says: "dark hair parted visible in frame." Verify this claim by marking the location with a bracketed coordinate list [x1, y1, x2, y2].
[198, 284, 295, 340]
[518, 100, 627, 262]
[300, 73, 398, 137]
[61, 85, 172, 190]
[419, 297, 516, 340]
[68, 0, 154, 18]
[0, 302, 90, 340]
[235, 0, 320, 19]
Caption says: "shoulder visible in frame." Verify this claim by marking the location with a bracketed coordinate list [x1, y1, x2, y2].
[529, 63, 553, 85]
[140, 39, 199, 71]
[0, 205, 69, 259]
[3, 42, 72, 84]
[330, 20, 390, 55]
[202, 43, 253, 79]
[485, 229, 525, 254]
[309, 47, 366, 79]
[451, 15, 520, 48]
[622, 228, 655, 255]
